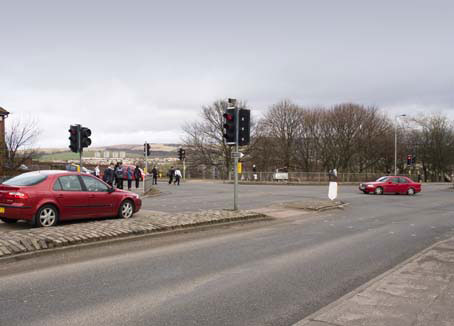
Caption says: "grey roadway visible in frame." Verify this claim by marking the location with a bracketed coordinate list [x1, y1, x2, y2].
[1, 183, 454, 325]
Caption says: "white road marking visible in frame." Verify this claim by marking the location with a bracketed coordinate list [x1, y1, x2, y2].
[411, 234, 416, 237]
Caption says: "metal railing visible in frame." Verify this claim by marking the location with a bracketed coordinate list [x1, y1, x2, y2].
[229, 172, 420, 183]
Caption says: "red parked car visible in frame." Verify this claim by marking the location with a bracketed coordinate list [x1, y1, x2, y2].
[359, 176, 421, 195]
[0, 170, 142, 227]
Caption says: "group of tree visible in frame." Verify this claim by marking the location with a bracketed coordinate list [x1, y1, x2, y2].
[183, 99, 454, 181]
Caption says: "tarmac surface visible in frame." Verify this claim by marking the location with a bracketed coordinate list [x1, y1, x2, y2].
[1, 182, 454, 325]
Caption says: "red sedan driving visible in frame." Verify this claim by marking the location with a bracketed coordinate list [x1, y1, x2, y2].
[0, 170, 142, 227]
[359, 176, 421, 195]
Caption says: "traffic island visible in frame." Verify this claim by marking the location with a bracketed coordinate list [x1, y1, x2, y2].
[283, 199, 347, 211]
[0, 209, 265, 260]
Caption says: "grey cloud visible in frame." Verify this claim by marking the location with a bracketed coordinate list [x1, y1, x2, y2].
[1, 0, 453, 147]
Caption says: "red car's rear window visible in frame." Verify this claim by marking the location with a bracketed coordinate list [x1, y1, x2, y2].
[2, 173, 48, 186]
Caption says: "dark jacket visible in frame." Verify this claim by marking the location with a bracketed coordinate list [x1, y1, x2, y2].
[103, 167, 114, 183]
[134, 167, 142, 180]
[151, 168, 158, 176]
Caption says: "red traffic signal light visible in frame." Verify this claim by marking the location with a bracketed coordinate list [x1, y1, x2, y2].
[68, 125, 80, 153]
[223, 109, 236, 144]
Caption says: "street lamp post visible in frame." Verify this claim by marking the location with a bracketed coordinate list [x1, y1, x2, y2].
[394, 114, 407, 175]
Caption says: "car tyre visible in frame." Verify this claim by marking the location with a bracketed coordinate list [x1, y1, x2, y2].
[407, 188, 416, 195]
[375, 187, 384, 195]
[35, 204, 59, 227]
[0, 217, 18, 224]
[118, 200, 134, 219]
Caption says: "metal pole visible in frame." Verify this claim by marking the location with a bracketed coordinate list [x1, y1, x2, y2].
[394, 120, 397, 176]
[144, 142, 148, 193]
[234, 106, 239, 211]
[78, 124, 82, 170]
[183, 158, 186, 180]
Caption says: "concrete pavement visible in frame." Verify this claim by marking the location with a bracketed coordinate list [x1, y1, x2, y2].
[297, 236, 454, 326]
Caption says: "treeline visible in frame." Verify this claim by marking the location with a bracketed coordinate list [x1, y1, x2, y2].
[183, 100, 454, 181]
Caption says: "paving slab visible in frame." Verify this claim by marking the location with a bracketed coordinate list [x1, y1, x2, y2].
[0, 209, 265, 260]
[295, 236, 454, 326]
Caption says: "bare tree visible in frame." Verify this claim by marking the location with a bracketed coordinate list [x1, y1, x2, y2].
[5, 117, 41, 172]
[409, 113, 454, 181]
[257, 100, 303, 171]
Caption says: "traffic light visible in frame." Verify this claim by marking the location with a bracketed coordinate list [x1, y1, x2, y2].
[68, 125, 80, 153]
[223, 108, 236, 144]
[144, 143, 151, 156]
[238, 109, 250, 146]
[407, 154, 412, 165]
[80, 127, 91, 149]
[179, 148, 186, 161]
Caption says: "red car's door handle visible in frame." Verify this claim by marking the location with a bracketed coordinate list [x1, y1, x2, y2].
[57, 194, 64, 198]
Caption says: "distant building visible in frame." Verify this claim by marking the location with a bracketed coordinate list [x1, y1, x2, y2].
[103, 151, 110, 158]
[95, 152, 101, 158]
[0, 107, 10, 174]
[119, 151, 126, 158]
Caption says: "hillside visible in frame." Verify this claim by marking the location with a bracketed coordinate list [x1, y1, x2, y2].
[35, 143, 180, 162]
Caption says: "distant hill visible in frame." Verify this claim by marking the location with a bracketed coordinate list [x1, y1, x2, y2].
[35, 143, 180, 161]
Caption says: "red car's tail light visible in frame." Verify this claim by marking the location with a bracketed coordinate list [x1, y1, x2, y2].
[5, 192, 29, 200]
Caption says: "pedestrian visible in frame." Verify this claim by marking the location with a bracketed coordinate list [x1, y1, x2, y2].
[127, 166, 133, 190]
[167, 166, 175, 184]
[174, 167, 182, 185]
[115, 162, 124, 189]
[103, 163, 115, 186]
[134, 165, 142, 188]
[94, 165, 100, 178]
[417, 173, 422, 183]
[252, 164, 257, 181]
[151, 166, 158, 185]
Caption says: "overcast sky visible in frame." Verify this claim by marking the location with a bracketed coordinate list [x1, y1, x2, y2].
[1, 0, 453, 148]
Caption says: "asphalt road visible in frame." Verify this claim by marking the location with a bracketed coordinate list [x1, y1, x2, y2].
[1, 183, 454, 325]
[140, 181, 372, 212]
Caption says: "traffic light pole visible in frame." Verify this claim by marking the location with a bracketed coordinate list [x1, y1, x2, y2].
[144, 142, 148, 193]
[234, 106, 239, 211]
[77, 124, 82, 170]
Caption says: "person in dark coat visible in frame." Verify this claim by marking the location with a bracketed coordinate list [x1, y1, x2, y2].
[134, 165, 142, 188]
[126, 167, 133, 191]
[115, 162, 124, 189]
[103, 163, 115, 186]
[151, 167, 158, 185]
[167, 166, 175, 185]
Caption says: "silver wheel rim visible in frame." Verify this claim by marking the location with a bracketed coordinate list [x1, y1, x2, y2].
[376, 188, 382, 195]
[408, 188, 414, 195]
[122, 202, 133, 218]
[39, 208, 56, 227]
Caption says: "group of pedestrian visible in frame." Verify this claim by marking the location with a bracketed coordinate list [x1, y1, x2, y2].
[102, 162, 142, 191]
[167, 166, 182, 185]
